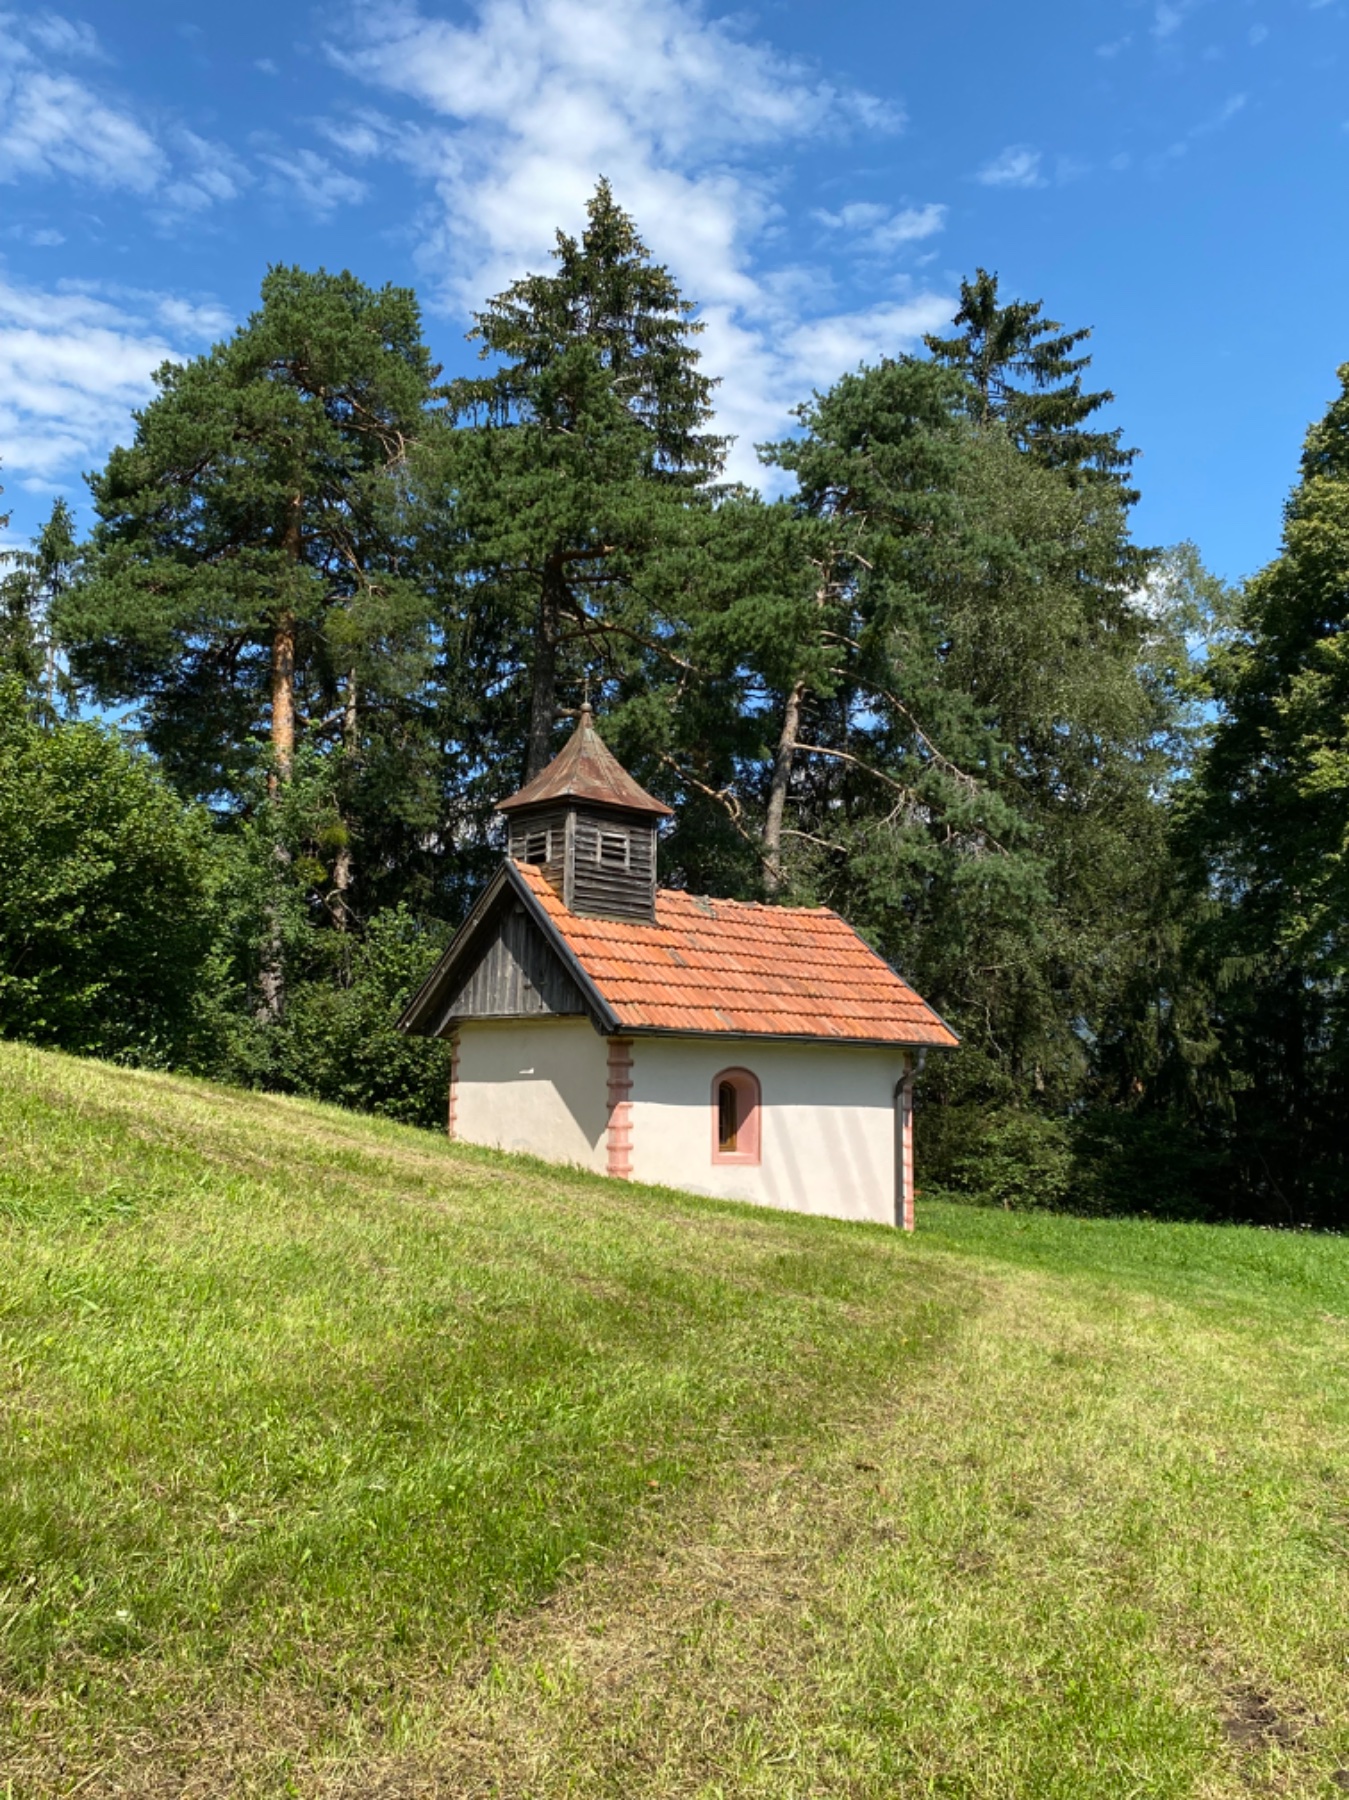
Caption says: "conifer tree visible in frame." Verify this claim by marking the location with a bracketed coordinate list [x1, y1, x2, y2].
[64, 269, 438, 805]
[1187, 363, 1349, 1222]
[924, 268, 1139, 500]
[0, 498, 79, 722]
[760, 352, 1167, 1154]
[443, 180, 726, 778]
[59, 268, 442, 1009]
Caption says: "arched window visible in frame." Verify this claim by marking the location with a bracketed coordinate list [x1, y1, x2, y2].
[711, 1067, 761, 1165]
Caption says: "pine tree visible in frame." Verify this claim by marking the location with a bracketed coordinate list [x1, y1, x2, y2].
[924, 268, 1139, 500]
[59, 268, 444, 992]
[443, 180, 726, 779]
[60, 267, 442, 1016]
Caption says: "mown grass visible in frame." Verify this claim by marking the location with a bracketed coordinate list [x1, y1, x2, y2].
[2, 1041, 1348, 1797]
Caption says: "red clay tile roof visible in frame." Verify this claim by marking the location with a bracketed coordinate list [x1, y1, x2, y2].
[497, 707, 673, 818]
[515, 862, 958, 1048]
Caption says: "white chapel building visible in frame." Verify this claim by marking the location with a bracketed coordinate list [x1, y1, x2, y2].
[400, 709, 957, 1229]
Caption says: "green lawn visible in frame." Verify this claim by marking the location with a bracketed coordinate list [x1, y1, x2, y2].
[1, 1042, 1348, 1797]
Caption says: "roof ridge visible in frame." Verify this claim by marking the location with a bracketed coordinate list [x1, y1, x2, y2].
[656, 885, 834, 916]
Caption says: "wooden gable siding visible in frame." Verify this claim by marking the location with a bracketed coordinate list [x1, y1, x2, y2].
[506, 807, 569, 899]
[570, 806, 656, 922]
[446, 901, 586, 1023]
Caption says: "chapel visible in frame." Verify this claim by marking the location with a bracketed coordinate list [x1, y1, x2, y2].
[399, 708, 957, 1229]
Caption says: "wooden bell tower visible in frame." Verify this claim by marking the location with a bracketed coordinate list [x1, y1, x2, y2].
[496, 707, 673, 923]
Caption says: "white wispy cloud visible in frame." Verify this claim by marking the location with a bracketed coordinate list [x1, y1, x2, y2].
[22, 12, 105, 60]
[1151, 91, 1247, 166]
[0, 12, 245, 217]
[1150, 0, 1212, 42]
[975, 144, 1045, 188]
[814, 200, 947, 253]
[323, 0, 948, 485]
[0, 56, 164, 191]
[161, 129, 250, 214]
[257, 145, 370, 216]
[0, 276, 226, 485]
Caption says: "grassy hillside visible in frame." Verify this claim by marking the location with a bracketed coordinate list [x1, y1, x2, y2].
[2, 1043, 1348, 1797]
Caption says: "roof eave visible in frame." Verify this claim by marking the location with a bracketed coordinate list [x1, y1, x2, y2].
[611, 1023, 959, 1051]
[496, 791, 673, 820]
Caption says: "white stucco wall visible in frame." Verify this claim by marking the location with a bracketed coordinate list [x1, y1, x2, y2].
[452, 1020, 909, 1226]
[628, 1035, 907, 1227]
[454, 1018, 610, 1173]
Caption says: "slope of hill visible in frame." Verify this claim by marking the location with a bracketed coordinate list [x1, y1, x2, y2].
[2, 1041, 1348, 1797]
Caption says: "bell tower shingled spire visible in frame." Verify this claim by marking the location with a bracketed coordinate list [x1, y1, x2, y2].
[497, 708, 671, 922]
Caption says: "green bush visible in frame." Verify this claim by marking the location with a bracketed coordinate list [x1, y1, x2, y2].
[927, 1103, 1074, 1210]
[0, 684, 215, 1061]
[269, 905, 454, 1129]
[1068, 1107, 1217, 1220]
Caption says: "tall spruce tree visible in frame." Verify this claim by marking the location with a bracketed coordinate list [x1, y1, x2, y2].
[0, 498, 79, 722]
[443, 179, 726, 779]
[924, 268, 1140, 502]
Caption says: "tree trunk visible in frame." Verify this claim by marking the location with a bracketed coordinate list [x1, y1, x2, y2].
[259, 494, 302, 1021]
[524, 559, 564, 781]
[763, 678, 806, 896]
[268, 611, 296, 789]
[330, 669, 358, 931]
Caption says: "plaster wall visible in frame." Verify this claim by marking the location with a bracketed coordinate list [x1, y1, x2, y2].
[454, 1017, 609, 1173]
[628, 1035, 907, 1226]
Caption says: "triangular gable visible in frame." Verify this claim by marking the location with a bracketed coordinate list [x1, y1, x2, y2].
[399, 863, 618, 1039]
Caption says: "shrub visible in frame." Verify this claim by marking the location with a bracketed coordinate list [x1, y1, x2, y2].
[0, 685, 215, 1061]
[268, 906, 453, 1129]
[933, 1105, 1075, 1210]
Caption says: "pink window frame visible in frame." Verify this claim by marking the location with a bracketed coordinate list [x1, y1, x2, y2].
[711, 1067, 761, 1165]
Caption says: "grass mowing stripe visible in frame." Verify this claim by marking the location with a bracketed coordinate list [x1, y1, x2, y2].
[0, 1043, 964, 1788]
[4, 1044, 1349, 1795]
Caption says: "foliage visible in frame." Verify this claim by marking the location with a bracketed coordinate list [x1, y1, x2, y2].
[264, 905, 453, 1127]
[437, 179, 729, 781]
[0, 683, 215, 1061]
[57, 266, 445, 913]
[1171, 364, 1349, 1225]
[933, 1106, 1075, 1211]
[0, 498, 78, 720]
[758, 357, 1175, 1165]
[923, 265, 1140, 501]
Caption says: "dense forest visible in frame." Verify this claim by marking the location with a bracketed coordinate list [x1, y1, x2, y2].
[4, 182, 1347, 1228]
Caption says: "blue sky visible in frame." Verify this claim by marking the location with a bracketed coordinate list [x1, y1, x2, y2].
[0, 0, 1345, 581]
